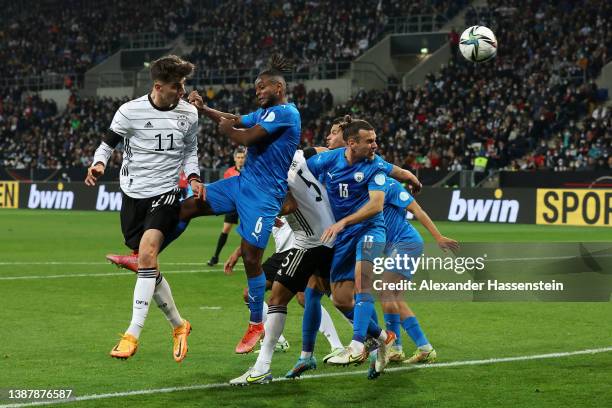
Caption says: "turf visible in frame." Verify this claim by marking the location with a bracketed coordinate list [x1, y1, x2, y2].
[0, 210, 610, 407]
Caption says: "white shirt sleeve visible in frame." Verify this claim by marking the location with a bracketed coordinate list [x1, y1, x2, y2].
[109, 106, 131, 136]
[92, 142, 114, 167]
[182, 117, 200, 177]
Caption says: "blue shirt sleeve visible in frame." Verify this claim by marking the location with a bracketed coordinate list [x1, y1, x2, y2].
[306, 151, 327, 179]
[240, 110, 259, 128]
[368, 171, 388, 192]
[387, 182, 414, 209]
[372, 155, 394, 175]
[255, 106, 295, 136]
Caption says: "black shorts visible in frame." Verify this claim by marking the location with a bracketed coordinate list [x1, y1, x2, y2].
[274, 246, 334, 294]
[120, 188, 181, 250]
[262, 250, 291, 283]
[224, 212, 239, 224]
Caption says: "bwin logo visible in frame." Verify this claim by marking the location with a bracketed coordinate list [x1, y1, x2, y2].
[448, 190, 519, 223]
[27, 184, 74, 210]
[96, 185, 122, 211]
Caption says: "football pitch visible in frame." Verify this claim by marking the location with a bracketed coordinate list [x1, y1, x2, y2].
[1, 210, 611, 407]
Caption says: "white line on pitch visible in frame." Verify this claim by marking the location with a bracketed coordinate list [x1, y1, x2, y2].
[0, 269, 220, 280]
[1, 346, 611, 408]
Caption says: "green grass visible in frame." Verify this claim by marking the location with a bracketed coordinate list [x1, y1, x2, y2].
[0, 210, 611, 407]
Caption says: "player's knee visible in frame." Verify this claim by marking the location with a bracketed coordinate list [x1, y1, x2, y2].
[332, 296, 353, 312]
[241, 249, 261, 273]
[308, 276, 328, 293]
[268, 282, 294, 306]
[137, 246, 158, 268]
[381, 301, 400, 314]
[268, 292, 290, 306]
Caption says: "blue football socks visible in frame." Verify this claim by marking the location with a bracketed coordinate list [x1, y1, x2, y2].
[302, 287, 324, 352]
[247, 273, 267, 323]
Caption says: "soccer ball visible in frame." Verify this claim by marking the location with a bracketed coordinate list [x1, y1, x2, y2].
[459, 26, 497, 63]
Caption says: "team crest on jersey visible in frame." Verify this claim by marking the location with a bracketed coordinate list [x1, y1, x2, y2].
[374, 173, 386, 186]
[177, 114, 189, 131]
[354, 172, 364, 182]
[262, 111, 276, 122]
[400, 192, 410, 201]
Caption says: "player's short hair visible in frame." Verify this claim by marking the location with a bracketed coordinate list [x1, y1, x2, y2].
[331, 117, 346, 126]
[150, 55, 195, 84]
[234, 146, 247, 156]
[340, 115, 374, 142]
[258, 55, 292, 82]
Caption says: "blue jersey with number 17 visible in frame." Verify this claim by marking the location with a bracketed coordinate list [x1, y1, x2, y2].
[240, 103, 301, 198]
[306, 148, 393, 226]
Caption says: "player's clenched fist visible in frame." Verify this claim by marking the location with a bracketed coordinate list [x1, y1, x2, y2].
[190, 180, 206, 202]
[85, 163, 105, 186]
[188, 90, 204, 111]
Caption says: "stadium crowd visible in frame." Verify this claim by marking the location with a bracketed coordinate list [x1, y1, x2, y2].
[1, 0, 464, 88]
[186, 0, 465, 83]
[0, 0, 609, 172]
[294, 0, 611, 172]
[0, 0, 203, 84]
[1, 77, 609, 172]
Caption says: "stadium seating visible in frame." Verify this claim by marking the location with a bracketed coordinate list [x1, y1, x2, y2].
[0, 0, 202, 87]
[0, 0, 609, 172]
[1, 1, 464, 88]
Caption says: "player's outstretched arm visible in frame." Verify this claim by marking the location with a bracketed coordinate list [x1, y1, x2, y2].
[407, 200, 459, 253]
[321, 190, 385, 243]
[218, 118, 268, 146]
[389, 165, 422, 194]
[188, 91, 240, 123]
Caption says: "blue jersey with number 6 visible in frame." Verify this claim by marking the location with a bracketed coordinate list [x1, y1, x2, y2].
[204, 102, 300, 249]
[240, 103, 301, 199]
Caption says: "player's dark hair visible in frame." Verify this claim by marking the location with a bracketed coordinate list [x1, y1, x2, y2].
[150, 55, 195, 83]
[331, 116, 346, 125]
[234, 146, 247, 156]
[258, 54, 293, 79]
[340, 115, 373, 142]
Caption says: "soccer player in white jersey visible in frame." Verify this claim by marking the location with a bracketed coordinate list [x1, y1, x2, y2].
[85, 55, 203, 362]
[230, 147, 338, 384]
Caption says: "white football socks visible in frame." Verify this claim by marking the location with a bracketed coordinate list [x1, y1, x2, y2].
[126, 269, 157, 338]
[153, 274, 183, 328]
[348, 340, 365, 354]
[262, 301, 287, 343]
[319, 305, 343, 350]
[254, 305, 287, 375]
[263, 301, 268, 323]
